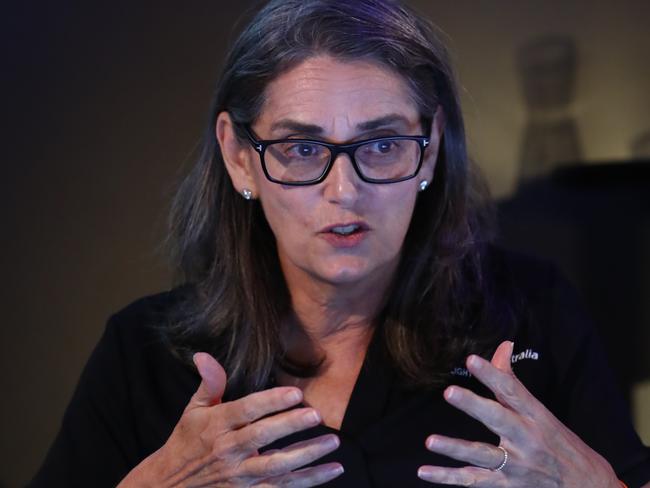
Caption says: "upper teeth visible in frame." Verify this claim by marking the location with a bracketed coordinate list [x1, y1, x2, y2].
[331, 225, 358, 235]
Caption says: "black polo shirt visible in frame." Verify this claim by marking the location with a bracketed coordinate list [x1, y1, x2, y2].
[29, 251, 650, 487]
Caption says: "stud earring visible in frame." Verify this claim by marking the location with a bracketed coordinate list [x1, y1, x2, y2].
[419, 180, 429, 192]
[241, 188, 253, 200]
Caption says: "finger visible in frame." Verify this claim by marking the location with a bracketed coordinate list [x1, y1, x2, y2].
[417, 465, 500, 486]
[465, 352, 539, 416]
[189, 352, 228, 409]
[254, 462, 344, 488]
[242, 434, 341, 479]
[221, 387, 304, 429]
[490, 340, 514, 373]
[228, 407, 324, 454]
[425, 434, 505, 470]
[444, 385, 525, 441]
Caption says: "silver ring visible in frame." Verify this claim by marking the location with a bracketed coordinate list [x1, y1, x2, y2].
[491, 446, 508, 472]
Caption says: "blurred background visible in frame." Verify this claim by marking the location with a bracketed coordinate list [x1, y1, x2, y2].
[2, 1, 649, 486]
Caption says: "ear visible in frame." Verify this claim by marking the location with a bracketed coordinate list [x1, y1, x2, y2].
[420, 107, 446, 182]
[215, 111, 258, 198]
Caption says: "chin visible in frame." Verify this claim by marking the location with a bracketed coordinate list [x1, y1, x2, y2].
[313, 258, 379, 285]
[321, 270, 367, 285]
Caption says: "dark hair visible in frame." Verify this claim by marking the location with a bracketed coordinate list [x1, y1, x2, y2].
[166, 0, 506, 395]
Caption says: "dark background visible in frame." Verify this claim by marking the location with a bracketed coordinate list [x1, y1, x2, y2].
[2, 1, 649, 486]
[2, 3, 255, 485]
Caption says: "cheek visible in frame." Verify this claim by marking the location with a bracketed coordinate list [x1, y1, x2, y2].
[392, 211, 416, 251]
[258, 188, 315, 249]
[261, 197, 293, 236]
[369, 188, 419, 258]
[386, 187, 419, 231]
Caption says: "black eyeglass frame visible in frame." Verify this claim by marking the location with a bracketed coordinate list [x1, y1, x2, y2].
[240, 125, 431, 186]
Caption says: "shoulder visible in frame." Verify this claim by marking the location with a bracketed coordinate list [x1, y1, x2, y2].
[107, 286, 190, 331]
[478, 244, 579, 343]
[485, 244, 593, 337]
[103, 286, 193, 354]
[477, 245, 599, 397]
[90, 287, 200, 450]
[465, 246, 603, 413]
[86, 286, 199, 410]
[483, 243, 560, 300]
[482, 244, 588, 339]
[83, 285, 196, 377]
[32, 287, 200, 481]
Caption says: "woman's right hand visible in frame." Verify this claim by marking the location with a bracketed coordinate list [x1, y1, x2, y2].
[118, 352, 343, 487]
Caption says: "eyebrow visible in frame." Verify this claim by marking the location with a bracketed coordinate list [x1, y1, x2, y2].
[270, 120, 323, 136]
[357, 114, 413, 131]
[269, 114, 414, 137]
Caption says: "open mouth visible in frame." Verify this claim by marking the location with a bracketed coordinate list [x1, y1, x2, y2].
[329, 224, 362, 236]
[322, 221, 369, 234]
[319, 222, 370, 245]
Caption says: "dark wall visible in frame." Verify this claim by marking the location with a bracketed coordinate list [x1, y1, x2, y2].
[2, 3, 254, 486]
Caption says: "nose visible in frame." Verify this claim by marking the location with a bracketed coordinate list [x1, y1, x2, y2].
[322, 152, 362, 206]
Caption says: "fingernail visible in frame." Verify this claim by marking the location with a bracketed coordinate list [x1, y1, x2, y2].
[304, 409, 321, 424]
[468, 355, 482, 369]
[285, 389, 302, 403]
[426, 435, 438, 449]
[418, 467, 433, 480]
[325, 434, 340, 449]
[332, 464, 344, 475]
[444, 386, 457, 400]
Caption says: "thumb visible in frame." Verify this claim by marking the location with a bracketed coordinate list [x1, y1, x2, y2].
[189, 352, 227, 409]
[490, 340, 514, 374]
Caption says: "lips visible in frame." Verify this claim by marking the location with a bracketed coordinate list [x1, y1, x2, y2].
[320, 221, 370, 235]
[319, 221, 370, 248]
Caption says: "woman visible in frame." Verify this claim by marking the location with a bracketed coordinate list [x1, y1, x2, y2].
[31, 0, 650, 486]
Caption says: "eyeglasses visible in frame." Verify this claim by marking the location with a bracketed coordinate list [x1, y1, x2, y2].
[241, 126, 430, 186]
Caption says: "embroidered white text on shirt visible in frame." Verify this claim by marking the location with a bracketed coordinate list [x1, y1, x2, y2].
[511, 348, 540, 363]
[450, 349, 540, 377]
[451, 367, 472, 377]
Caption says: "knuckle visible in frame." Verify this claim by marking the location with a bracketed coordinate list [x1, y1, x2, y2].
[469, 440, 484, 451]
[499, 374, 518, 400]
[198, 429, 214, 449]
[528, 439, 552, 462]
[197, 425, 221, 451]
[460, 468, 480, 487]
[248, 424, 271, 449]
[241, 401, 259, 423]
[261, 455, 288, 477]
[489, 406, 508, 430]
[213, 432, 239, 457]
[460, 476, 475, 487]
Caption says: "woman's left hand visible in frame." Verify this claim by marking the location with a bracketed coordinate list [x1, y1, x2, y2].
[417, 341, 621, 487]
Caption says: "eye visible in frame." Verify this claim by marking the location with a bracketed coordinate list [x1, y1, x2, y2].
[365, 139, 399, 155]
[375, 141, 394, 153]
[287, 143, 319, 157]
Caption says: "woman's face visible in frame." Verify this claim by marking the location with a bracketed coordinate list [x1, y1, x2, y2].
[220, 56, 443, 291]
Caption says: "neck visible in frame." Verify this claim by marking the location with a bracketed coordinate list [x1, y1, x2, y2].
[278, 262, 397, 371]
